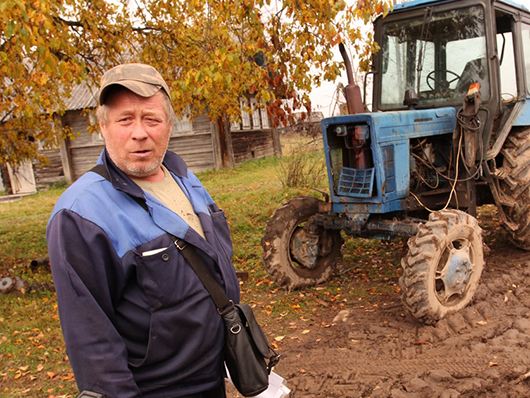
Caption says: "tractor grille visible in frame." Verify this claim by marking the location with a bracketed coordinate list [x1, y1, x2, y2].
[338, 167, 375, 198]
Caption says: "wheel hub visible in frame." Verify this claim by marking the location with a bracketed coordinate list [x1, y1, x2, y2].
[290, 228, 333, 269]
[438, 246, 472, 298]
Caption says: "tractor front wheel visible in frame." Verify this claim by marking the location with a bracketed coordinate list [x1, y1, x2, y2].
[261, 197, 343, 290]
[399, 209, 484, 324]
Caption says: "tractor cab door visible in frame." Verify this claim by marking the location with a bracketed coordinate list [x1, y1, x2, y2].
[523, 23, 530, 99]
[495, 11, 518, 101]
[486, 1, 530, 147]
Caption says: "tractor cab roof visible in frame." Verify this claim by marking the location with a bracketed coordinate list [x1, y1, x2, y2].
[393, 0, 529, 13]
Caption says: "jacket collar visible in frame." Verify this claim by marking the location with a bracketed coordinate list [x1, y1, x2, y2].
[98, 149, 190, 199]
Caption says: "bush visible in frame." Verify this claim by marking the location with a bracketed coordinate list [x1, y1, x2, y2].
[277, 137, 327, 189]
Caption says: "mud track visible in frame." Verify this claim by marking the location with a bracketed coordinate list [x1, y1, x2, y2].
[229, 229, 530, 397]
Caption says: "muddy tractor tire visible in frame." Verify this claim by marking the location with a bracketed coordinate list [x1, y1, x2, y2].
[399, 209, 484, 324]
[261, 196, 343, 290]
[497, 127, 530, 250]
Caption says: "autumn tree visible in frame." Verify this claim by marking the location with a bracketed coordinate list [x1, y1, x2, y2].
[1, 0, 390, 171]
[0, 0, 135, 173]
[130, 0, 390, 125]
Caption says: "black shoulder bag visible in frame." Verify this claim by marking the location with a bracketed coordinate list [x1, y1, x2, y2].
[90, 165, 280, 397]
[174, 238, 280, 397]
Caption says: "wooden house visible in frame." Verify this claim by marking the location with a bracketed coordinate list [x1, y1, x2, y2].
[5, 84, 280, 195]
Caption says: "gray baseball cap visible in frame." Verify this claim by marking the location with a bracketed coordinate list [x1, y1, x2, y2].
[99, 63, 171, 105]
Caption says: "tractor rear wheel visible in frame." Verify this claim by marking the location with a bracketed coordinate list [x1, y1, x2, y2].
[497, 127, 530, 249]
[399, 209, 484, 324]
[261, 197, 343, 290]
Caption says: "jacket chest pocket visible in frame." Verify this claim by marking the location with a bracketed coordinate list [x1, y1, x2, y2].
[209, 208, 233, 262]
[134, 243, 203, 311]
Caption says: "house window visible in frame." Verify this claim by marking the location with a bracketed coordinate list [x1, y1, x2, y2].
[260, 104, 269, 128]
[250, 98, 261, 129]
[231, 97, 270, 131]
[240, 97, 251, 130]
[89, 112, 104, 143]
[173, 107, 192, 134]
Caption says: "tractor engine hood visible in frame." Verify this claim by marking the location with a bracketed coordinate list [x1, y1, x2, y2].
[321, 107, 457, 213]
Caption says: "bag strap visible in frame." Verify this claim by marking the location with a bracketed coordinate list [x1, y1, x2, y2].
[90, 164, 110, 182]
[89, 164, 233, 313]
[173, 238, 233, 312]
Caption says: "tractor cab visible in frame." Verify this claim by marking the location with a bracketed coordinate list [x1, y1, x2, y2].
[373, 0, 530, 144]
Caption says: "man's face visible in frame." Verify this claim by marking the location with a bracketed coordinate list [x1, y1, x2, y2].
[100, 89, 172, 181]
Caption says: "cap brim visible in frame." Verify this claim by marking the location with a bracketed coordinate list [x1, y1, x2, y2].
[99, 81, 164, 105]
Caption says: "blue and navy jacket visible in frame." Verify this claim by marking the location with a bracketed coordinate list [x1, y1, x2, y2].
[46, 150, 240, 397]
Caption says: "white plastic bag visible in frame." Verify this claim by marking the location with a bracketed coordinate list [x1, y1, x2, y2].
[254, 372, 290, 398]
[226, 369, 290, 397]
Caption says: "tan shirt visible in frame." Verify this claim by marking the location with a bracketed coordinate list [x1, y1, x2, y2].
[133, 165, 205, 239]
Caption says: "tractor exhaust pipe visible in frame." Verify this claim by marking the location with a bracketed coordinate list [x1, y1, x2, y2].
[339, 43, 365, 114]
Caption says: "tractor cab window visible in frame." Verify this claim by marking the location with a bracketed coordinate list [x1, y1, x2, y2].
[496, 15, 517, 101]
[522, 24, 530, 94]
[380, 5, 489, 110]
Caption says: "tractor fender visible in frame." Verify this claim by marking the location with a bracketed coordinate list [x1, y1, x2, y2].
[486, 99, 527, 160]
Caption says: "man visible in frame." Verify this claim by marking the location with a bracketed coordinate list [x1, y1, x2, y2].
[47, 64, 240, 397]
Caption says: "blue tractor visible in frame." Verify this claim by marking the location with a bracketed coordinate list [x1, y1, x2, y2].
[262, 0, 530, 324]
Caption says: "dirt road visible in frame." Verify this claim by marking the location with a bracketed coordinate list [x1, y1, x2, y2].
[229, 213, 530, 397]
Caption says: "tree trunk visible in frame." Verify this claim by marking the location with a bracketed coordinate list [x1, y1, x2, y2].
[0, 163, 12, 195]
[216, 116, 234, 169]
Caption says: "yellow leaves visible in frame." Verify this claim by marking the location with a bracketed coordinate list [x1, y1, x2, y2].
[260, 90, 272, 103]
[13, 365, 31, 380]
[37, 73, 48, 86]
[1, 0, 94, 167]
[375, 1, 391, 18]
[2, 0, 388, 166]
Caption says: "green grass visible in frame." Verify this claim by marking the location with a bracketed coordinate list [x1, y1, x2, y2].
[0, 137, 329, 397]
[0, 135, 511, 397]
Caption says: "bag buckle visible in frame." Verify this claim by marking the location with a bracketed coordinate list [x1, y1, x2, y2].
[174, 239, 187, 250]
[268, 349, 281, 371]
[218, 300, 235, 315]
